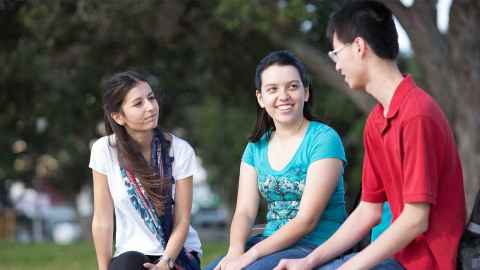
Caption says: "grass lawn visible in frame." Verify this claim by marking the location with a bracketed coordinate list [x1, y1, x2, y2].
[0, 240, 227, 270]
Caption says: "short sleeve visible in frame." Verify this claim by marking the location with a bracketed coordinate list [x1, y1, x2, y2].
[241, 142, 255, 166]
[401, 117, 440, 204]
[309, 127, 347, 166]
[172, 137, 197, 181]
[361, 121, 387, 203]
[89, 137, 109, 175]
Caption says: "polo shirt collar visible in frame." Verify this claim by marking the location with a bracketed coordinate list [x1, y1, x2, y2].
[374, 74, 416, 134]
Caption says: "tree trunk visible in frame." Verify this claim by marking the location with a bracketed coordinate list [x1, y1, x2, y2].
[384, 0, 480, 221]
[447, 0, 480, 222]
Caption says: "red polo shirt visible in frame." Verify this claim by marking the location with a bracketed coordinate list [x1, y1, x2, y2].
[361, 75, 465, 270]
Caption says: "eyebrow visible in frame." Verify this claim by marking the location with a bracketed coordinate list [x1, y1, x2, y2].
[129, 97, 142, 104]
[130, 92, 154, 102]
[263, 80, 301, 87]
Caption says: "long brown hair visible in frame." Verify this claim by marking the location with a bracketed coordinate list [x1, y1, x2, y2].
[102, 71, 168, 215]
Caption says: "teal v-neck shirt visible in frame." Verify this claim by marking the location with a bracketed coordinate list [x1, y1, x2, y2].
[242, 121, 347, 246]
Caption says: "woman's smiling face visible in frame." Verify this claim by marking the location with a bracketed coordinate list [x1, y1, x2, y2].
[256, 64, 309, 126]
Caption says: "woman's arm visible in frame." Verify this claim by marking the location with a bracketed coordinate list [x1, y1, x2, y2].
[244, 158, 343, 261]
[91, 170, 114, 270]
[161, 176, 194, 261]
[227, 162, 260, 255]
[214, 162, 260, 270]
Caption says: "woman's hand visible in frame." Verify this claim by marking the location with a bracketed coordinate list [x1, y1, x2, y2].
[222, 248, 258, 270]
[143, 260, 171, 270]
[222, 255, 252, 270]
[213, 251, 244, 270]
[273, 258, 313, 270]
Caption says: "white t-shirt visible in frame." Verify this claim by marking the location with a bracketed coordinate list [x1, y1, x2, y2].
[89, 134, 202, 257]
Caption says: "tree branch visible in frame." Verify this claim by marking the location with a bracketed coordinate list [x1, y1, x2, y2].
[380, 0, 447, 55]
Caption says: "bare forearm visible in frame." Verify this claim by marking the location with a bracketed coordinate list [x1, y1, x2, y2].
[167, 177, 194, 259]
[227, 212, 256, 254]
[92, 222, 113, 270]
[305, 205, 379, 268]
[340, 204, 429, 269]
[164, 219, 190, 260]
[248, 216, 316, 259]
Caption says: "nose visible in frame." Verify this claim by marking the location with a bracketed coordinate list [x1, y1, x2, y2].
[145, 98, 156, 111]
[279, 87, 290, 100]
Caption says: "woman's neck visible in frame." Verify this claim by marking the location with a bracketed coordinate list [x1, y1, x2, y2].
[274, 117, 307, 141]
[126, 129, 154, 159]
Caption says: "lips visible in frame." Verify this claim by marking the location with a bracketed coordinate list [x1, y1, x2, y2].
[276, 104, 294, 111]
[145, 114, 157, 122]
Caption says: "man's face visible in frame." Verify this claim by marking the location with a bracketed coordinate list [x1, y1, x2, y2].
[332, 33, 367, 90]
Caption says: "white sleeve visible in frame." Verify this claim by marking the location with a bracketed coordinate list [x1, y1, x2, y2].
[171, 137, 197, 181]
[89, 137, 109, 175]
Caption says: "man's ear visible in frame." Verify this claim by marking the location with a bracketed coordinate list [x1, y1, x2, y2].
[111, 112, 125, 126]
[256, 90, 265, 108]
[354, 36, 368, 58]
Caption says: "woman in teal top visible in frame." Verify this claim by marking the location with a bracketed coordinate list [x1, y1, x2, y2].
[205, 51, 347, 270]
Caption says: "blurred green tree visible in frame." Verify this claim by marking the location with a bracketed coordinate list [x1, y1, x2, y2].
[1, 0, 478, 222]
[0, 0, 363, 209]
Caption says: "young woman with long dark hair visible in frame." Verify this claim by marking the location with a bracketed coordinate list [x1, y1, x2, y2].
[205, 51, 348, 270]
[90, 71, 201, 270]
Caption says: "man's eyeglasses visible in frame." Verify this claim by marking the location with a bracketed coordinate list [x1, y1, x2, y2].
[328, 43, 351, 63]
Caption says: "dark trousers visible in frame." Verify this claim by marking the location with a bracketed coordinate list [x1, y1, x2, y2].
[108, 251, 158, 270]
[108, 250, 200, 270]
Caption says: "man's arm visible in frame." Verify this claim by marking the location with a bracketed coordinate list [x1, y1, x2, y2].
[301, 201, 383, 268]
[338, 202, 430, 270]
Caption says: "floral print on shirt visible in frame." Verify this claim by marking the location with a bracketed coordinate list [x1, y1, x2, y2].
[258, 165, 307, 232]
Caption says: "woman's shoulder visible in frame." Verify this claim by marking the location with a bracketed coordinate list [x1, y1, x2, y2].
[243, 136, 267, 156]
[91, 134, 115, 151]
[89, 135, 117, 171]
[168, 133, 195, 156]
[307, 121, 344, 149]
[169, 133, 191, 147]
[249, 131, 270, 146]
[308, 121, 339, 136]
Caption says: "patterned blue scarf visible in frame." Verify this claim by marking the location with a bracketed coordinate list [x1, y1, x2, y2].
[121, 129, 200, 270]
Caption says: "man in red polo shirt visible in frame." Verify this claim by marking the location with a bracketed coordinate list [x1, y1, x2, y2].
[274, 1, 465, 270]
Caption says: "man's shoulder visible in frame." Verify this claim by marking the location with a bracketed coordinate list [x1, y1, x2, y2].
[400, 86, 446, 123]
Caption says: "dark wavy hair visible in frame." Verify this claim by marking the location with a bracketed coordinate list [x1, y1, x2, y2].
[249, 50, 321, 142]
[102, 71, 168, 215]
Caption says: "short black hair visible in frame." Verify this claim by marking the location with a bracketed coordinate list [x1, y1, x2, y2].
[327, 0, 399, 60]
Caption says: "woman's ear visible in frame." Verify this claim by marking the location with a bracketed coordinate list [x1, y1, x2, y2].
[304, 87, 310, 102]
[256, 90, 265, 108]
[111, 112, 125, 126]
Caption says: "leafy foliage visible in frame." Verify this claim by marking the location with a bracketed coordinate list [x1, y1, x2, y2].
[1, 0, 364, 209]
